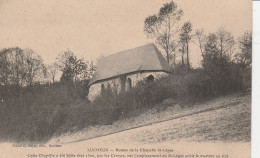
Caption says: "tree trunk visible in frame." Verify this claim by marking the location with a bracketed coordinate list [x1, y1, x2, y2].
[220, 38, 223, 58]
[166, 50, 170, 64]
[186, 42, 190, 69]
[173, 53, 176, 66]
[181, 43, 185, 66]
[198, 40, 204, 60]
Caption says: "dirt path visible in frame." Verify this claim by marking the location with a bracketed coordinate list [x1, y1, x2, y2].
[0, 92, 251, 158]
[79, 97, 250, 145]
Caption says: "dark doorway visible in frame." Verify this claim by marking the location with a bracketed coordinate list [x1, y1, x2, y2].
[147, 75, 154, 82]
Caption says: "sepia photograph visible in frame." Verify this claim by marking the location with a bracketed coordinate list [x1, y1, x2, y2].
[0, 0, 252, 157]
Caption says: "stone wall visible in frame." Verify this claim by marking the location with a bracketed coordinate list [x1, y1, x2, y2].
[88, 71, 169, 101]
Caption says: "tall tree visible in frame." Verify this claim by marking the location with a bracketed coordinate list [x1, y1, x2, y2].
[10, 47, 25, 86]
[235, 31, 252, 68]
[144, 1, 183, 64]
[216, 27, 235, 59]
[47, 62, 58, 83]
[202, 33, 224, 83]
[23, 49, 46, 86]
[179, 21, 192, 69]
[202, 32, 233, 79]
[88, 60, 96, 79]
[58, 49, 88, 83]
[195, 29, 207, 60]
[0, 47, 25, 86]
[195, 28, 235, 67]
[178, 40, 186, 66]
[0, 48, 12, 85]
[75, 58, 88, 81]
[204, 33, 219, 61]
[0, 47, 46, 86]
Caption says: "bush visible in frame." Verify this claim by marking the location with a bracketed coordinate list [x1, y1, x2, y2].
[0, 81, 100, 142]
[0, 62, 250, 142]
[91, 75, 181, 117]
[93, 62, 248, 112]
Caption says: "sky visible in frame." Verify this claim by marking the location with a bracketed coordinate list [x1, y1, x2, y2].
[0, 0, 252, 67]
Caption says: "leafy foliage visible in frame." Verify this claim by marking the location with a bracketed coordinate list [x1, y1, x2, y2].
[235, 31, 252, 68]
[144, 1, 183, 64]
[179, 21, 193, 69]
[57, 49, 88, 83]
[0, 47, 46, 87]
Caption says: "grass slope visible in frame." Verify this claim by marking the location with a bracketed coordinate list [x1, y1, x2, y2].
[50, 91, 251, 144]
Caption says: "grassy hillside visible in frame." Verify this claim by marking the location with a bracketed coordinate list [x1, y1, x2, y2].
[0, 68, 251, 143]
[50, 91, 251, 144]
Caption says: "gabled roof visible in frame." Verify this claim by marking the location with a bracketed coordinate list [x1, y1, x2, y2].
[88, 43, 172, 86]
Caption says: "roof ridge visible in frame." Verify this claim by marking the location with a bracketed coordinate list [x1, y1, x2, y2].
[101, 43, 154, 60]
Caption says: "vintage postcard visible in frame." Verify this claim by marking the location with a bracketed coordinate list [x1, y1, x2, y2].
[0, 0, 252, 158]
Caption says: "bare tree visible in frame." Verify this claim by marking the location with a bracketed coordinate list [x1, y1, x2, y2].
[179, 21, 193, 69]
[202, 30, 235, 73]
[178, 40, 186, 66]
[0, 48, 12, 85]
[195, 29, 207, 60]
[216, 27, 236, 59]
[0, 47, 46, 86]
[144, 1, 183, 64]
[88, 60, 96, 79]
[0, 47, 26, 86]
[23, 49, 46, 86]
[10, 47, 25, 86]
[195, 28, 235, 64]
[47, 62, 58, 83]
[235, 31, 252, 68]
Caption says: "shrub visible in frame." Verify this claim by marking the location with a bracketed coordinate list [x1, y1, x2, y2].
[0, 81, 92, 142]
[0, 62, 250, 142]
[92, 75, 181, 117]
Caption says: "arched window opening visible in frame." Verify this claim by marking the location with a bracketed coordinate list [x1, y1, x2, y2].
[126, 78, 132, 90]
[120, 75, 126, 92]
[106, 83, 111, 91]
[101, 84, 105, 93]
[147, 75, 154, 82]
